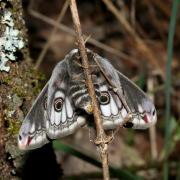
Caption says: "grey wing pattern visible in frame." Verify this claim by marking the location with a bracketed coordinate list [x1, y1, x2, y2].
[18, 49, 157, 151]
[94, 52, 157, 130]
[18, 83, 49, 150]
[117, 71, 157, 129]
[46, 60, 86, 139]
[18, 58, 86, 150]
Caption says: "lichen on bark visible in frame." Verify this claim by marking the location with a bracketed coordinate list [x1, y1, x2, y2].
[0, 0, 45, 179]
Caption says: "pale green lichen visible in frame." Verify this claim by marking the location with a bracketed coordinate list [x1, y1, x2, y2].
[0, 11, 24, 72]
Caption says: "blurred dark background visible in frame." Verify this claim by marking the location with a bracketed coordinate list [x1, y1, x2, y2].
[21, 0, 180, 179]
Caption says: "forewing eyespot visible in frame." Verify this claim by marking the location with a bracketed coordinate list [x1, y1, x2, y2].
[99, 91, 110, 105]
[54, 97, 63, 112]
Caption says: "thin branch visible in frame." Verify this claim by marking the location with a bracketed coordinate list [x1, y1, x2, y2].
[28, 1, 137, 67]
[69, 0, 111, 179]
[35, 0, 69, 69]
[147, 76, 158, 161]
[130, 0, 136, 28]
[102, 0, 163, 76]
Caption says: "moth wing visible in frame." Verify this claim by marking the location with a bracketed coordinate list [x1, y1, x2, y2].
[117, 71, 157, 129]
[18, 83, 49, 150]
[46, 58, 86, 139]
[94, 53, 157, 130]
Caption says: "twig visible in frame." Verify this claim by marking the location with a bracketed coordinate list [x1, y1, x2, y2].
[69, 0, 111, 179]
[35, 0, 69, 69]
[151, 0, 171, 17]
[151, 0, 180, 41]
[28, 1, 137, 67]
[147, 76, 158, 161]
[143, 0, 166, 42]
[101, 0, 163, 77]
[130, 0, 136, 28]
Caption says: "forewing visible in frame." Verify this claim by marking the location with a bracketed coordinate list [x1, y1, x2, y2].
[94, 53, 157, 130]
[46, 59, 86, 139]
[18, 53, 86, 150]
[18, 83, 49, 150]
[96, 83, 128, 130]
[117, 71, 157, 129]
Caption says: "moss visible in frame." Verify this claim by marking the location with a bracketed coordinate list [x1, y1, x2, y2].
[1, 76, 13, 84]
[12, 86, 27, 98]
[7, 118, 21, 135]
[1, 61, 46, 136]
[0, 0, 45, 178]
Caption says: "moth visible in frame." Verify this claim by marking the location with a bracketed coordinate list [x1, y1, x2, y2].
[18, 49, 157, 150]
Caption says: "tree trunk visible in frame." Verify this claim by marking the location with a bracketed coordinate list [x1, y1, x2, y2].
[0, 0, 62, 179]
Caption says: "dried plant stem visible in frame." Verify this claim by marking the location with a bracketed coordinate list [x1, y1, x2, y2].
[130, 0, 136, 28]
[69, 0, 110, 179]
[35, 0, 69, 69]
[102, 0, 162, 74]
[147, 77, 158, 161]
[28, 1, 136, 65]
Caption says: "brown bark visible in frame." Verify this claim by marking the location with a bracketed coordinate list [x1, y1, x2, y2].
[0, 0, 47, 179]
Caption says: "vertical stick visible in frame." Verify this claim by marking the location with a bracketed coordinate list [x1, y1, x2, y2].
[69, 0, 110, 179]
[164, 0, 180, 179]
[35, 0, 69, 69]
[148, 77, 158, 160]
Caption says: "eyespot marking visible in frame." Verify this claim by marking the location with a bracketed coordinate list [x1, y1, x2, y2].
[54, 97, 63, 112]
[99, 91, 110, 105]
